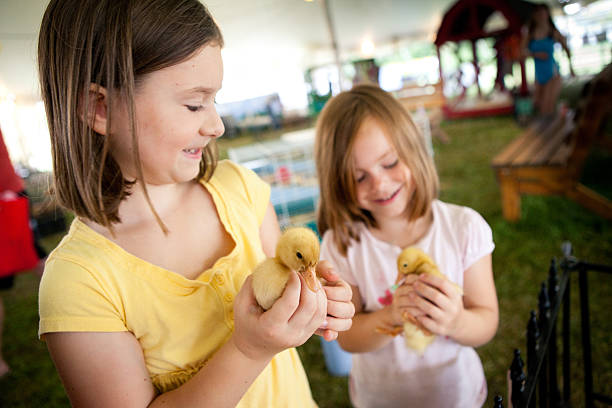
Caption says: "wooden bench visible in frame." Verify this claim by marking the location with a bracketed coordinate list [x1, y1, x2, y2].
[492, 64, 612, 221]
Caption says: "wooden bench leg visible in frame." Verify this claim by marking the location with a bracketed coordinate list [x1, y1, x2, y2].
[498, 170, 521, 221]
[565, 183, 612, 220]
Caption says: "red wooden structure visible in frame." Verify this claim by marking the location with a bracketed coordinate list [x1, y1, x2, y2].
[435, 0, 536, 118]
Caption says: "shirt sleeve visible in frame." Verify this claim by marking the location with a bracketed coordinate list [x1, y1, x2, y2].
[320, 230, 357, 286]
[462, 208, 495, 271]
[38, 257, 127, 338]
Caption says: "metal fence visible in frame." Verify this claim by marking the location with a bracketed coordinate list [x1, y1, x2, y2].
[493, 242, 612, 408]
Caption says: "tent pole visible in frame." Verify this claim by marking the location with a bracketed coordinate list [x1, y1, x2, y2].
[322, 0, 343, 92]
[472, 39, 482, 97]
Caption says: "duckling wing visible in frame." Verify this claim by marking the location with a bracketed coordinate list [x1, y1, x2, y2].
[252, 258, 291, 310]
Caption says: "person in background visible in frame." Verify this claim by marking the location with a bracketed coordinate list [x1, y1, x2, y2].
[522, 3, 575, 117]
[0, 129, 46, 378]
[36, 0, 353, 406]
[315, 84, 499, 407]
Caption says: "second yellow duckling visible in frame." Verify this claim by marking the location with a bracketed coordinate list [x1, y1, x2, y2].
[377, 247, 463, 355]
[252, 227, 320, 310]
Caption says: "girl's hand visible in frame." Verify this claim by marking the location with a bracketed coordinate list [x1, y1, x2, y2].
[389, 274, 422, 326]
[232, 273, 327, 362]
[316, 260, 355, 341]
[408, 274, 464, 338]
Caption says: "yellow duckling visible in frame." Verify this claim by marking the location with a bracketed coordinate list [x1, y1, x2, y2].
[377, 248, 463, 355]
[252, 227, 320, 310]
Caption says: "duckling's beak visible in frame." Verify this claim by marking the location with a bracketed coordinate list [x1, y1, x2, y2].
[299, 265, 318, 292]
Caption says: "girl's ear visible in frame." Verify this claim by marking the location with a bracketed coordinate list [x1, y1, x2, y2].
[82, 84, 109, 135]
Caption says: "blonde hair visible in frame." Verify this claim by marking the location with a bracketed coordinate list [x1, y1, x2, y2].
[314, 84, 439, 255]
[38, 0, 223, 232]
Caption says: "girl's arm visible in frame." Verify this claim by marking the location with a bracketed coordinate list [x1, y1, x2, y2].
[336, 283, 398, 353]
[554, 29, 575, 76]
[520, 26, 531, 60]
[410, 254, 499, 347]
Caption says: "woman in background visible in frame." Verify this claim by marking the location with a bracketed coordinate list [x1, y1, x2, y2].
[522, 3, 575, 117]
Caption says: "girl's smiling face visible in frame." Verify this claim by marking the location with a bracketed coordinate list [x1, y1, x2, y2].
[351, 116, 414, 222]
[109, 44, 224, 185]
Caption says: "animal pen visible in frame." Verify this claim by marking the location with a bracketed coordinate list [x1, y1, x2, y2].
[227, 128, 319, 232]
[492, 242, 611, 407]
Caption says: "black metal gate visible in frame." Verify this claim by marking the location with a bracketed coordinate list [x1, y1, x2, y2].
[493, 242, 612, 407]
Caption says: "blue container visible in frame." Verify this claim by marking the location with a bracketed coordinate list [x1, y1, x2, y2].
[320, 337, 352, 377]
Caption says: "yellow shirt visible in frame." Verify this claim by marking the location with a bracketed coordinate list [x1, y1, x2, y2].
[38, 160, 316, 407]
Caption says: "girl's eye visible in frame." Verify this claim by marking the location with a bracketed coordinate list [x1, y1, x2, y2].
[356, 174, 366, 183]
[384, 159, 399, 169]
[186, 105, 203, 112]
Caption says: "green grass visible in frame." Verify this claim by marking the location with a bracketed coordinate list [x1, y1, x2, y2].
[1, 116, 610, 407]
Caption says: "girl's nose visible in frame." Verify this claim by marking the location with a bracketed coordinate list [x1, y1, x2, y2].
[370, 172, 386, 191]
[200, 108, 225, 139]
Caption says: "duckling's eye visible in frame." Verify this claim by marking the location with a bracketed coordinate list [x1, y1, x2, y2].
[403, 263, 408, 268]
[296, 251, 303, 259]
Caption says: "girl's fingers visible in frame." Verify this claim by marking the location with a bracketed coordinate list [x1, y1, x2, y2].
[289, 273, 326, 331]
[403, 274, 419, 285]
[321, 315, 352, 332]
[236, 276, 262, 315]
[409, 291, 439, 317]
[315, 328, 338, 342]
[322, 282, 352, 302]
[264, 271, 301, 322]
[325, 298, 355, 320]
[401, 306, 425, 318]
[413, 281, 446, 308]
[316, 260, 338, 282]
[416, 315, 437, 334]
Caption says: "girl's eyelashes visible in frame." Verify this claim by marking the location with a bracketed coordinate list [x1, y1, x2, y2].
[186, 105, 203, 112]
[384, 159, 399, 169]
[356, 159, 398, 183]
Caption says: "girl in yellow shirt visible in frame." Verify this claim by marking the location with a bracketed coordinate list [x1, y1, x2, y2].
[37, 0, 354, 406]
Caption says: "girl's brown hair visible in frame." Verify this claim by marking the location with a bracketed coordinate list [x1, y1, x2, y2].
[315, 84, 439, 255]
[38, 0, 223, 231]
[527, 3, 557, 40]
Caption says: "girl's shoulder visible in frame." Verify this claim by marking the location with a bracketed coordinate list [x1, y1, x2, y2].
[205, 160, 258, 190]
[46, 217, 121, 262]
[204, 160, 270, 218]
[432, 200, 490, 234]
[432, 201, 494, 256]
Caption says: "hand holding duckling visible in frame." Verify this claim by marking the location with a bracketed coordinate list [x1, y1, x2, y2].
[252, 227, 354, 342]
[231, 227, 354, 362]
[378, 247, 463, 355]
[252, 227, 321, 310]
[232, 269, 327, 362]
[314, 260, 355, 342]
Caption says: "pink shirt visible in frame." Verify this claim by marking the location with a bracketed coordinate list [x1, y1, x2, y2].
[320, 200, 494, 408]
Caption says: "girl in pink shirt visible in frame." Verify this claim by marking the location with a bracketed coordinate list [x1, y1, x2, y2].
[315, 84, 499, 407]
